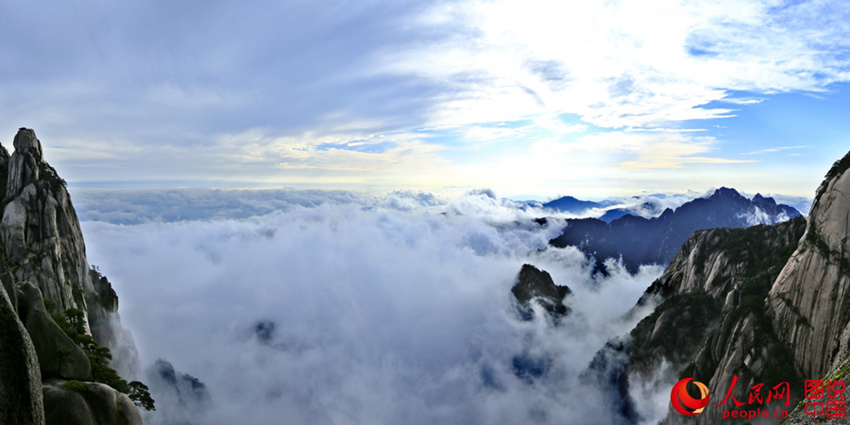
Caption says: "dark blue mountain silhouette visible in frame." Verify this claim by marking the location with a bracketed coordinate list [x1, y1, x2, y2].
[549, 188, 801, 273]
[542, 196, 602, 214]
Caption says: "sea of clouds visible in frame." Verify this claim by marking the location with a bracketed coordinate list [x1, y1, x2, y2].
[77, 189, 669, 425]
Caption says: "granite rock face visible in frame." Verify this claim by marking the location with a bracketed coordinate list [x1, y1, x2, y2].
[0, 277, 44, 425]
[768, 151, 850, 380]
[605, 151, 850, 424]
[0, 128, 145, 424]
[1, 128, 94, 324]
[615, 217, 805, 424]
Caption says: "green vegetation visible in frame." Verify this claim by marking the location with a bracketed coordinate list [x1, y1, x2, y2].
[47, 303, 155, 411]
[689, 217, 804, 279]
[61, 380, 89, 393]
[128, 381, 155, 411]
[39, 160, 67, 192]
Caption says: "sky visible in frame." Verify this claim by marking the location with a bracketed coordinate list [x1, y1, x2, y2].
[2, 0, 850, 199]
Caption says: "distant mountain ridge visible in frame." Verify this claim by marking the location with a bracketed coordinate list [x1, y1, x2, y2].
[541, 196, 603, 214]
[549, 187, 801, 272]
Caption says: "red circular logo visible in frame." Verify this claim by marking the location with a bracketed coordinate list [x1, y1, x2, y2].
[671, 378, 710, 416]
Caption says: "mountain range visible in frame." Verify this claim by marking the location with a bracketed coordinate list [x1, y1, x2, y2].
[549, 187, 801, 273]
[542, 196, 606, 214]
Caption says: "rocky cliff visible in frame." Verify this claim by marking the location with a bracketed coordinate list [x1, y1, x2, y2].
[0, 128, 144, 425]
[646, 218, 805, 424]
[586, 216, 804, 424]
[768, 153, 850, 380]
[604, 151, 850, 424]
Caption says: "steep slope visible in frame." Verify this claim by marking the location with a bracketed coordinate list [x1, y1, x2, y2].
[0, 128, 144, 425]
[601, 150, 850, 425]
[650, 220, 804, 424]
[613, 217, 805, 424]
[550, 188, 801, 273]
[768, 151, 850, 380]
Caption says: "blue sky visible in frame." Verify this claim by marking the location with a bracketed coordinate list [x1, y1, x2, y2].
[1, 0, 849, 199]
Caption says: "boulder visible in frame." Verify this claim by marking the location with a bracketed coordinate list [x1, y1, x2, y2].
[43, 381, 141, 425]
[12, 128, 42, 160]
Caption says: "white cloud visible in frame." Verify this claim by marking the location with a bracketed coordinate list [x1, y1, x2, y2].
[740, 145, 808, 155]
[389, 0, 850, 131]
[80, 190, 664, 425]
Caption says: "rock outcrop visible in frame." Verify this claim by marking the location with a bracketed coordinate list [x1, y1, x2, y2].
[143, 359, 211, 425]
[511, 264, 572, 317]
[0, 128, 145, 424]
[43, 381, 141, 425]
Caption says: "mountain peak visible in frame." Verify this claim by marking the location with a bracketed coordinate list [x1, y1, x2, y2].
[4, 128, 63, 203]
[542, 196, 602, 214]
[550, 186, 802, 273]
[12, 128, 42, 160]
[710, 187, 743, 199]
[752, 193, 777, 206]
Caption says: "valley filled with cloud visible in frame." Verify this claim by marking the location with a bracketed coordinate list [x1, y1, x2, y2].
[80, 190, 665, 425]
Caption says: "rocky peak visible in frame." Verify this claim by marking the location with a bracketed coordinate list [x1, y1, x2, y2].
[1, 128, 89, 317]
[511, 264, 572, 317]
[710, 186, 745, 200]
[13, 128, 43, 160]
[549, 186, 801, 273]
[4, 128, 64, 203]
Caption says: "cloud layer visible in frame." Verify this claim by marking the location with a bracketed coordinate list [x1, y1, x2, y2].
[80, 191, 664, 425]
